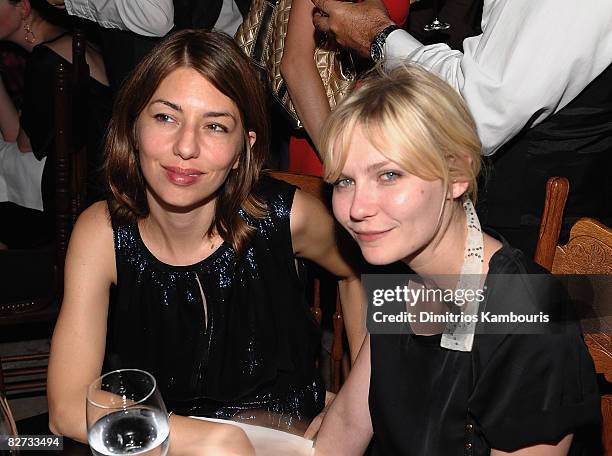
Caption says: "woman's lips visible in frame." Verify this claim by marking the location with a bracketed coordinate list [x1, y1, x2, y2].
[163, 166, 203, 186]
[353, 229, 393, 243]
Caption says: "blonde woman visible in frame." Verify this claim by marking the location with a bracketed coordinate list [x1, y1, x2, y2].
[313, 65, 600, 455]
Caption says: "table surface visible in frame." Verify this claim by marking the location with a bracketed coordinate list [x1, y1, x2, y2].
[17, 412, 314, 456]
[17, 413, 89, 456]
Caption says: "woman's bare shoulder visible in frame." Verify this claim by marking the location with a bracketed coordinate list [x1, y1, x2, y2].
[72, 201, 113, 245]
[68, 201, 116, 282]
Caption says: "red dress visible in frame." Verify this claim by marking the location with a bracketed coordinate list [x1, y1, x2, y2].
[287, 0, 410, 176]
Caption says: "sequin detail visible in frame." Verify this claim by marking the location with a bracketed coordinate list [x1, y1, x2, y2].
[107, 177, 324, 421]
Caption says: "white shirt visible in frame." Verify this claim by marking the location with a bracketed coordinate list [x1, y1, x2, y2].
[385, 0, 612, 155]
[0, 140, 45, 211]
[64, 0, 243, 37]
[64, 0, 174, 37]
[215, 0, 243, 37]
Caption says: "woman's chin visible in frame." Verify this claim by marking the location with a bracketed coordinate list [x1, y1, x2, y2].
[361, 249, 403, 266]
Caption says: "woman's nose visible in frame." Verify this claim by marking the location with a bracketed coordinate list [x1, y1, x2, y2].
[349, 185, 378, 221]
[173, 124, 200, 160]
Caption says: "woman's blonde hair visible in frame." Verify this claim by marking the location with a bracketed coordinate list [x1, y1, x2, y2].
[319, 64, 482, 201]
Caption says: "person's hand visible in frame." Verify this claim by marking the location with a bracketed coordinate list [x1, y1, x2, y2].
[304, 391, 336, 440]
[312, 0, 394, 57]
[46, 0, 66, 9]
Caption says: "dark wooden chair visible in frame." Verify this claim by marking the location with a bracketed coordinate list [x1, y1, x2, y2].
[535, 176, 612, 453]
[1, 370, 19, 437]
[0, 30, 90, 397]
[266, 171, 347, 393]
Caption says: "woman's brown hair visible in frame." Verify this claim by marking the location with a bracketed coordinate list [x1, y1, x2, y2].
[104, 29, 269, 254]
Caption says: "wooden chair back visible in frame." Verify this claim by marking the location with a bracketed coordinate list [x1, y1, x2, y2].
[535, 177, 612, 453]
[266, 171, 346, 393]
[0, 30, 90, 396]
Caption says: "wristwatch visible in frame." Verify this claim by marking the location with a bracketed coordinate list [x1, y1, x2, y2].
[370, 24, 400, 64]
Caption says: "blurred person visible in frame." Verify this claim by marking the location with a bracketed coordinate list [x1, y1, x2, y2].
[0, 75, 45, 220]
[47, 0, 253, 92]
[0, 0, 111, 248]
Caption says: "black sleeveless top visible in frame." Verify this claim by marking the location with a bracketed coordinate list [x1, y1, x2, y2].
[21, 34, 112, 204]
[106, 177, 325, 421]
[369, 243, 601, 455]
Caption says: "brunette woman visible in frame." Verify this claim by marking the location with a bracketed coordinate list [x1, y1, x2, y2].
[47, 29, 364, 454]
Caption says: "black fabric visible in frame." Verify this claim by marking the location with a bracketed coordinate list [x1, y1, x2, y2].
[105, 176, 325, 421]
[173, 0, 251, 31]
[21, 41, 112, 203]
[369, 242, 601, 455]
[405, 0, 483, 51]
[99, 29, 159, 93]
[479, 62, 612, 257]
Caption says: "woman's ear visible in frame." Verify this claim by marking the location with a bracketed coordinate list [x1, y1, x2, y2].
[18, 0, 32, 19]
[247, 130, 257, 149]
[450, 179, 469, 200]
[233, 131, 257, 170]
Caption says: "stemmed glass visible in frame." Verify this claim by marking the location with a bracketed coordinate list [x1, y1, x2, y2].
[86, 369, 169, 456]
[423, 0, 450, 32]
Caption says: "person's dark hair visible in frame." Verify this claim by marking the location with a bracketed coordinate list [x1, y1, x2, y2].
[104, 29, 270, 254]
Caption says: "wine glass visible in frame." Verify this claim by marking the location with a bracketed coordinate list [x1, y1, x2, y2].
[423, 0, 450, 32]
[86, 369, 169, 456]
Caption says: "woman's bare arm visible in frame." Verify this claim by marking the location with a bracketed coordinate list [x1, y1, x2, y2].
[47, 202, 254, 455]
[491, 435, 573, 456]
[0, 77, 20, 142]
[314, 335, 373, 455]
[281, 0, 331, 151]
[48, 202, 116, 440]
[290, 189, 366, 362]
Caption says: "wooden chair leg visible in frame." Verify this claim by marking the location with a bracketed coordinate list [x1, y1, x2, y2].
[331, 290, 344, 394]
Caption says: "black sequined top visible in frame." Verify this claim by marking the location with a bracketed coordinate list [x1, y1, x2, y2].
[105, 177, 325, 421]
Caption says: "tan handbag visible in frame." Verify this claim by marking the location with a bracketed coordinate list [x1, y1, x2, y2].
[235, 0, 356, 130]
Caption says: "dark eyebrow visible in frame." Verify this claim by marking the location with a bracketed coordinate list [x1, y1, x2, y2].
[149, 101, 235, 122]
[151, 99, 181, 111]
[204, 111, 236, 121]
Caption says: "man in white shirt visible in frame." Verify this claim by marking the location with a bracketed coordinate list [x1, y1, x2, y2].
[312, 0, 612, 255]
[49, 0, 244, 37]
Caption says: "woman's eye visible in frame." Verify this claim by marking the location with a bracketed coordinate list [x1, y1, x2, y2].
[333, 177, 354, 189]
[206, 123, 228, 133]
[154, 113, 174, 123]
[380, 171, 402, 182]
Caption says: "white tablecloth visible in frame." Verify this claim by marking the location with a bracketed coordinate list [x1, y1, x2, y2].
[192, 416, 314, 456]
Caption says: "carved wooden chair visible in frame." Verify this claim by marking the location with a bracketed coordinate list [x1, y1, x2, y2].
[266, 171, 347, 393]
[0, 30, 90, 397]
[535, 176, 612, 452]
